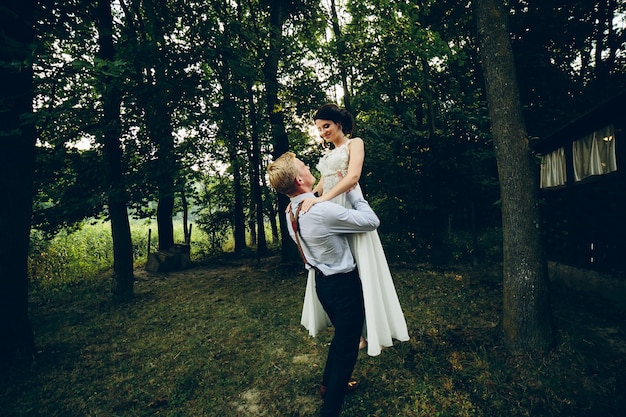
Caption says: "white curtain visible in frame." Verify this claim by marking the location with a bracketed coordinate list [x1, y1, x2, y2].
[573, 124, 617, 182]
[596, 124, 618, 173]
[540, 147, 566, 188]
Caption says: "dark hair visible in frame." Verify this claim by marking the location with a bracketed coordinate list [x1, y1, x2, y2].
[313, 104, 354, 136]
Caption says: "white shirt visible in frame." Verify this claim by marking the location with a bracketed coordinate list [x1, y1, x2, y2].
[287, 189, 380, 276]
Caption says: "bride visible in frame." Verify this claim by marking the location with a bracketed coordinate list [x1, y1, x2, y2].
[299, 103, 409, 356]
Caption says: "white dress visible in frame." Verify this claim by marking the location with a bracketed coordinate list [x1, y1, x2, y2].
[300, 140, 410, 356]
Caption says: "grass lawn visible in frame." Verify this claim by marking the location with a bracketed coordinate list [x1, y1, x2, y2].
[2, 254, 625, 416]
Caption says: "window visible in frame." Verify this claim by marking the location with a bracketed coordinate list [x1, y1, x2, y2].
[573, 124, 617, 182]
[540, 147, 566, 188]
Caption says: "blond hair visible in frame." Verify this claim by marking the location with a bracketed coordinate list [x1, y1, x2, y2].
[267, 152, 298, 195]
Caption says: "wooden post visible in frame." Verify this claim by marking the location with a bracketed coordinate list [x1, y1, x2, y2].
[147, 228, 152, 262]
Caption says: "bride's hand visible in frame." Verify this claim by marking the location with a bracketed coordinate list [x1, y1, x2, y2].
[300, 197, 321, 214]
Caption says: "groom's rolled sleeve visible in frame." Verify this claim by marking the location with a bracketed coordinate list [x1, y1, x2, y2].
[323, 192, 380, 233]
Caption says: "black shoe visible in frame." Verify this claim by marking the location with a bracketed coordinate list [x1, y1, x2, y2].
[319, 380, 360, 397]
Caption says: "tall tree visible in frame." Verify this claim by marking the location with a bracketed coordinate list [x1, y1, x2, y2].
[247, 78, 268, 256]
[509, 0, 626, 136]
[328, 0, 352, 112]
[119, 0, 179, 252]
[141, 0, 177, 252]
[475, 0, 554, 352]
[208, 0, 249, 254]
[95, 0, 134, 298]
[264, 0, 298, 262]
[0, 0, 37, 364]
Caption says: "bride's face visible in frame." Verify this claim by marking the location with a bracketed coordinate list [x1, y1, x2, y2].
[315, 118, 343, 144]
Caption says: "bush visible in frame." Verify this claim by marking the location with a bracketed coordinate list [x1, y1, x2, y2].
[29, 223, 114, 287]
[28, 219, 213, 289]
[380, 227, 503, 266]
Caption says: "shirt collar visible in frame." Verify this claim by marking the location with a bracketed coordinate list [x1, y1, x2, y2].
[290, 192, 315, 209]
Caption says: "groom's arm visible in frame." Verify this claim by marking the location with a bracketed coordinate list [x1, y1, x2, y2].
[322, 190, 380, 233]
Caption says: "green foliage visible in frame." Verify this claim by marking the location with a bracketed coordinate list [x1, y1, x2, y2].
[440, 227, 503, 265]
[27, 219, 212, 289]
[26, 0, 626, 268]
[32, 147, 106, 235]
[509, 0, 626, 137]
[194, 174, 236, 253]
[29, 223, 114, 287]
[380, 227, 503, 267]
[330, 0, 501, 258]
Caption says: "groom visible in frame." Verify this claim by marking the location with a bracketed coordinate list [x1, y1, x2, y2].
[268, 152, 380, 417]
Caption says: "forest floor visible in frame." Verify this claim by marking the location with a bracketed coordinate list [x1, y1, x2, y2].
[1, 253, 625, 416]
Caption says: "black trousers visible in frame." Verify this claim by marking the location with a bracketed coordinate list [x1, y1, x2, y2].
[315, 269, 365, 417]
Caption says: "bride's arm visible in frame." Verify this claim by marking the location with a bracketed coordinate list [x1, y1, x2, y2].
[319, 138, 364, 202]
[299, 138, 364, 213]
[287, 177, 325, 213]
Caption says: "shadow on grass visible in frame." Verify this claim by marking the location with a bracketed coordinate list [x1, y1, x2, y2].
[1, 255, 625, 416]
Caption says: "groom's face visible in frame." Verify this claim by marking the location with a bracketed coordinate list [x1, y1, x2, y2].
[294, 158, 315, 189]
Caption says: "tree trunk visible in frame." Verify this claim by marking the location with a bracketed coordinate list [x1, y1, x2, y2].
[217, 54, 246, 254]
[264, 177, 279, 242]
[247, 79, 268, 256]
[147, 76, 176, 252]
[182, 190, 190, 243]
[156, 192, 175, 251]
[420, 56, 437, 135]
[265, 1, 298, 263]
[0, 0, 37, 364]
[593, 0, 608, 85]
[594, 0, 617, 90]
[96, 0, 134, 299]
[230, 147, 246, 253]
[123, 0, 176, 252]
[475, 0, 554, 352]
[605, 0, 618, 78]
[329, 0, 352, 113]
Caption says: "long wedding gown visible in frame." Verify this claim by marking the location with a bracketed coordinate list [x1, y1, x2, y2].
[300, 140, 410, 356]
